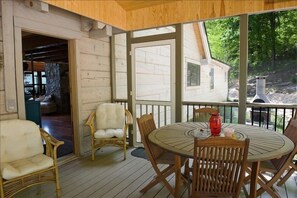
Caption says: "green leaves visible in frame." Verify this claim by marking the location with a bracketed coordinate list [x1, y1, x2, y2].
[205, 9, 297, 79]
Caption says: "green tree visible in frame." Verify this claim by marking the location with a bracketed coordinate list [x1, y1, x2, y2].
[205, 9, 297, 79]
[205, 17, 239, 78]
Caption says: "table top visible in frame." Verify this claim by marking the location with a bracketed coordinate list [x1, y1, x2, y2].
[149, 122, 294, 162]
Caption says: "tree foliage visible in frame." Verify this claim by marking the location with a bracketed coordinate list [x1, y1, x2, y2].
[205, 9, 297, 79]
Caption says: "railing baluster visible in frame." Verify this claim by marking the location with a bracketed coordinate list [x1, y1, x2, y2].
[283, 108, 286, 133]
[192, 105, 195, 122]
[230, 106, 233, 123]
[266, 107, 270, 129]
[164, 106, 167, 125]
[223, 106, 226, 123]
[187, 104, 189, 122]
[251, 107, 254, 126]
[158, 105, 160, 128]
[274, 107, 278, 131]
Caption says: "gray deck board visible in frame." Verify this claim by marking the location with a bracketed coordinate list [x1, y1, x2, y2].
[13, 147, 297, 198]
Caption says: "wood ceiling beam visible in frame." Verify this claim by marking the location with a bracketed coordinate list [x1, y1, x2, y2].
[24, 50, 68, 60]
[22, 36, 67, 51]
[28, 54, 68, 63]
[43, 0, 297, 31]
[24, 44, 67, 54]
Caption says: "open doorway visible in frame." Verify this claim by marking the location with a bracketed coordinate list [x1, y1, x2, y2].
[22, 32, 74, 157]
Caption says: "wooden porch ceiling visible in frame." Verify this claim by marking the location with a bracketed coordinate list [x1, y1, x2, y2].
[43, 0, 297, 31]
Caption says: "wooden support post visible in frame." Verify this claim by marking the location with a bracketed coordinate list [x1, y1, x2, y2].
[175, 24, 183, 122]
[238, 14, 248, 124]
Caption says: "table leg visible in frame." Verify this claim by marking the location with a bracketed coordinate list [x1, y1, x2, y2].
[174, 155, 181, 198]
[250, 161, 260, 198]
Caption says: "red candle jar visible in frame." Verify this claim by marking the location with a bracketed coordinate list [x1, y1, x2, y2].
[209, 113, 222, 136]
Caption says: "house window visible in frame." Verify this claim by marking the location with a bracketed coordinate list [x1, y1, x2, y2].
[210, 68, 214, 89]
[187, 62, 200, 87]
[24, 71, 46, 98]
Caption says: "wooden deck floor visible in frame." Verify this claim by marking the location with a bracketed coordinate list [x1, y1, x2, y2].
[14, 147, 297, 198]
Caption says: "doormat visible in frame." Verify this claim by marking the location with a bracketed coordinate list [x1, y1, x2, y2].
[131, 147, 148, 160]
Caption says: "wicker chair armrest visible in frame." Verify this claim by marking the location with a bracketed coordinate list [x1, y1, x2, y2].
[86, 111, 96, 135]
[125, 109, 133, 125]
[124, 109, 133, 136]
[40, 128, 64, 159]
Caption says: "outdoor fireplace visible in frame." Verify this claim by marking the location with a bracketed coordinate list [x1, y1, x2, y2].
[251, 76, 270, 123]
[251, 76, 270, 103]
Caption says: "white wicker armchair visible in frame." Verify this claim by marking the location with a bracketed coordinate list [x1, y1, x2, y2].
[0, 119, 64, 198]
[86, 103, 133, 160]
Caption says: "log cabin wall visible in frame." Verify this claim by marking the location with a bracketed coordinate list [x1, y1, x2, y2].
[0, 0, 112, 155]
[0, 14, 11, 120]
[0, 0, 19, 120]
[78, 37, 111, 153]
[0, 14, 5, 118]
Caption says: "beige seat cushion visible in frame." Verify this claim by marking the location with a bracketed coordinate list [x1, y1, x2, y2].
[94, 129, 124, 138]
[0, 119, 44, 163]
[1, 154, 53, 180]
[96, 103, 125, 130]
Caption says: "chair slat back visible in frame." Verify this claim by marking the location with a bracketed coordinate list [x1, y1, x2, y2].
[192, 137, 249, 198]
[137, 114, 163, 161]
[272, 109, 297, 170]
[193, 108, 218, 122]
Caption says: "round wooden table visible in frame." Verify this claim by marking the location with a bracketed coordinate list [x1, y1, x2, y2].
[148, 122, 294, 198]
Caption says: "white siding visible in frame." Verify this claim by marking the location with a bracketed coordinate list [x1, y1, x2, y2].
[114, 24, 229, 103]
[183, 23, 229, 102]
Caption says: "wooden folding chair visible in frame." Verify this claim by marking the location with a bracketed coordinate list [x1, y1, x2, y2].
[136, 114, 188, 196]
[191, 136, 249, 198]
[245, 110, 297, 197]
[193, 107, 218, 122]
[277, 110, 297, 186]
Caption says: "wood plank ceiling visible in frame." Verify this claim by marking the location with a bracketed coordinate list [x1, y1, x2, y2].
[23, 0, 296, 67]
[44, 0, 297, 31]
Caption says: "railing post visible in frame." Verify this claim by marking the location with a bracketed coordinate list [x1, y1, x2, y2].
[238, 14, 248, 124]
[126, 31, 134, 146]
